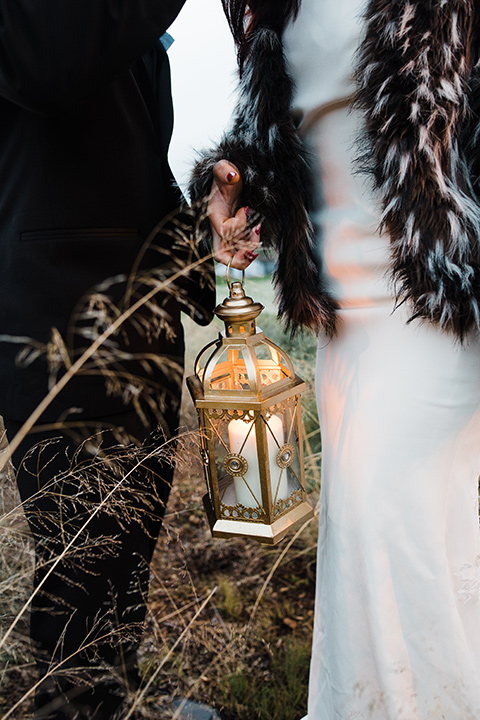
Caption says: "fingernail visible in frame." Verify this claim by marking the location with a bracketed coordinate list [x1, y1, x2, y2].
[244, 206, 249, 217]
[255, 224, 261, 235]
[226, 171, 237, 182]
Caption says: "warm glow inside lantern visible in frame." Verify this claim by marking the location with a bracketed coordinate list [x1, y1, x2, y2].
[187, 279, 314, 544]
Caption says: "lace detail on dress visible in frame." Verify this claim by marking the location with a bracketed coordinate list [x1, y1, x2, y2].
[455, 555, 480, 603]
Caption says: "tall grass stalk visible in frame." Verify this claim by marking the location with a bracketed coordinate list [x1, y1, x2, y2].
[124, 587, 218, 720]
[0, 246, 211, 473]
[0, 217, 320, 719]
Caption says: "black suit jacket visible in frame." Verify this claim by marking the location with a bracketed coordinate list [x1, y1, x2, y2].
[0, 0, 215, 422]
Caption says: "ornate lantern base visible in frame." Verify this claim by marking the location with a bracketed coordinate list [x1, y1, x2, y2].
[202, 491, 314, 544]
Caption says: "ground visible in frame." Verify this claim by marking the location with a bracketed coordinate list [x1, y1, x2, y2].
[0, 276, 320, 719]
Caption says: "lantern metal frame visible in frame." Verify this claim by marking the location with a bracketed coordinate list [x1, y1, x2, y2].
[187, 273, 314, 545]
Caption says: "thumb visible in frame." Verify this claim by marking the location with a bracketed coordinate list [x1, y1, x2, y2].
[212, 160, 243, 193]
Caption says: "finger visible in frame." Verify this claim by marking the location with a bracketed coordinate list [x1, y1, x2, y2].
[233, 226, 262, 268]
[244, 249, 259, 263]
[208, 164, 244, 233]
[212, 160, 242, 189]
[213, 230, 259, 269]
[232, 226, 261, 252]
[248, 224, 261, 247]
[212, 226, 240, 265]
[208, 194, 247, 236]
[228, 233, 261, 270]
[220, 214, 247, 240]
[229, 248, 259, 271]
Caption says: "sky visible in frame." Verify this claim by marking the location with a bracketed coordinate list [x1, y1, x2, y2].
[167, 0, 238, 192]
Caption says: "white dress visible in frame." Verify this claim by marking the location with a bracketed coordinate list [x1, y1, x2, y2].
[284, 1, 480, 718]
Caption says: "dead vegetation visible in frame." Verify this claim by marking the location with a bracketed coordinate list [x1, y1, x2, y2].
[0, 229, 321, 719]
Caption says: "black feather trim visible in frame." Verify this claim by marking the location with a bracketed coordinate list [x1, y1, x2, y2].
[355, 0, 480, 340]
[189, 28, 338, 337]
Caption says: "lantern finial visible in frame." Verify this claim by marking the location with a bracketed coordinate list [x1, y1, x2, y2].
[215, 281, 264, 338]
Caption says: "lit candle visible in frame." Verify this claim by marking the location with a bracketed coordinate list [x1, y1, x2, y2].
[228, 415, 289, 508]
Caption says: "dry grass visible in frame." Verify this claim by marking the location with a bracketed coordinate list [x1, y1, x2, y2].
[133, 281, 320, 720]
[0, 452, 36, 718]
[0, 248, 321, 719]
[140, 441, 318, 720]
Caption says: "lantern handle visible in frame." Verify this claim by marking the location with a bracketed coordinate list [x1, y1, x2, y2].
[226, 255, 245, 292]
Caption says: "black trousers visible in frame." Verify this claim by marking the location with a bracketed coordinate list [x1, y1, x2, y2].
[5, 404, 178, 720]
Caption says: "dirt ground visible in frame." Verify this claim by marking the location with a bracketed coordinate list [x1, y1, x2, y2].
[0, 281, 320, 719]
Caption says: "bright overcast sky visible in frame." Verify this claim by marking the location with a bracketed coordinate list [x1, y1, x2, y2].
[167, 0, 238, 192]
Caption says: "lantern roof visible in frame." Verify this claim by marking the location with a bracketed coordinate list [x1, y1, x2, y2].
[193, 281, 299, 403]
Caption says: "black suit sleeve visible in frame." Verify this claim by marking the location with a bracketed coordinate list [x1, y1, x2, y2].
[0, 0, 186, 115]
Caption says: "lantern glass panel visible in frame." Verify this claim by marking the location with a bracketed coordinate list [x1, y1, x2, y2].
[203, 401, 306, 523]
[269, 399, 305, 515]
[225, 413, 265, 513]
[206, 410, 267, 521]
[280, 354, 292, 377]
[209, 347, 251, 392]
[254, 342, 291, 387]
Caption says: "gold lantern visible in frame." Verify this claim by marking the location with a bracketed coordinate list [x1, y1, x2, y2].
[187, 276, 314, 545]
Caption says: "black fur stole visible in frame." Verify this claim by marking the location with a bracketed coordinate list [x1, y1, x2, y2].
[189, 28, 338, 337]
[355, 0, 480, 340]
